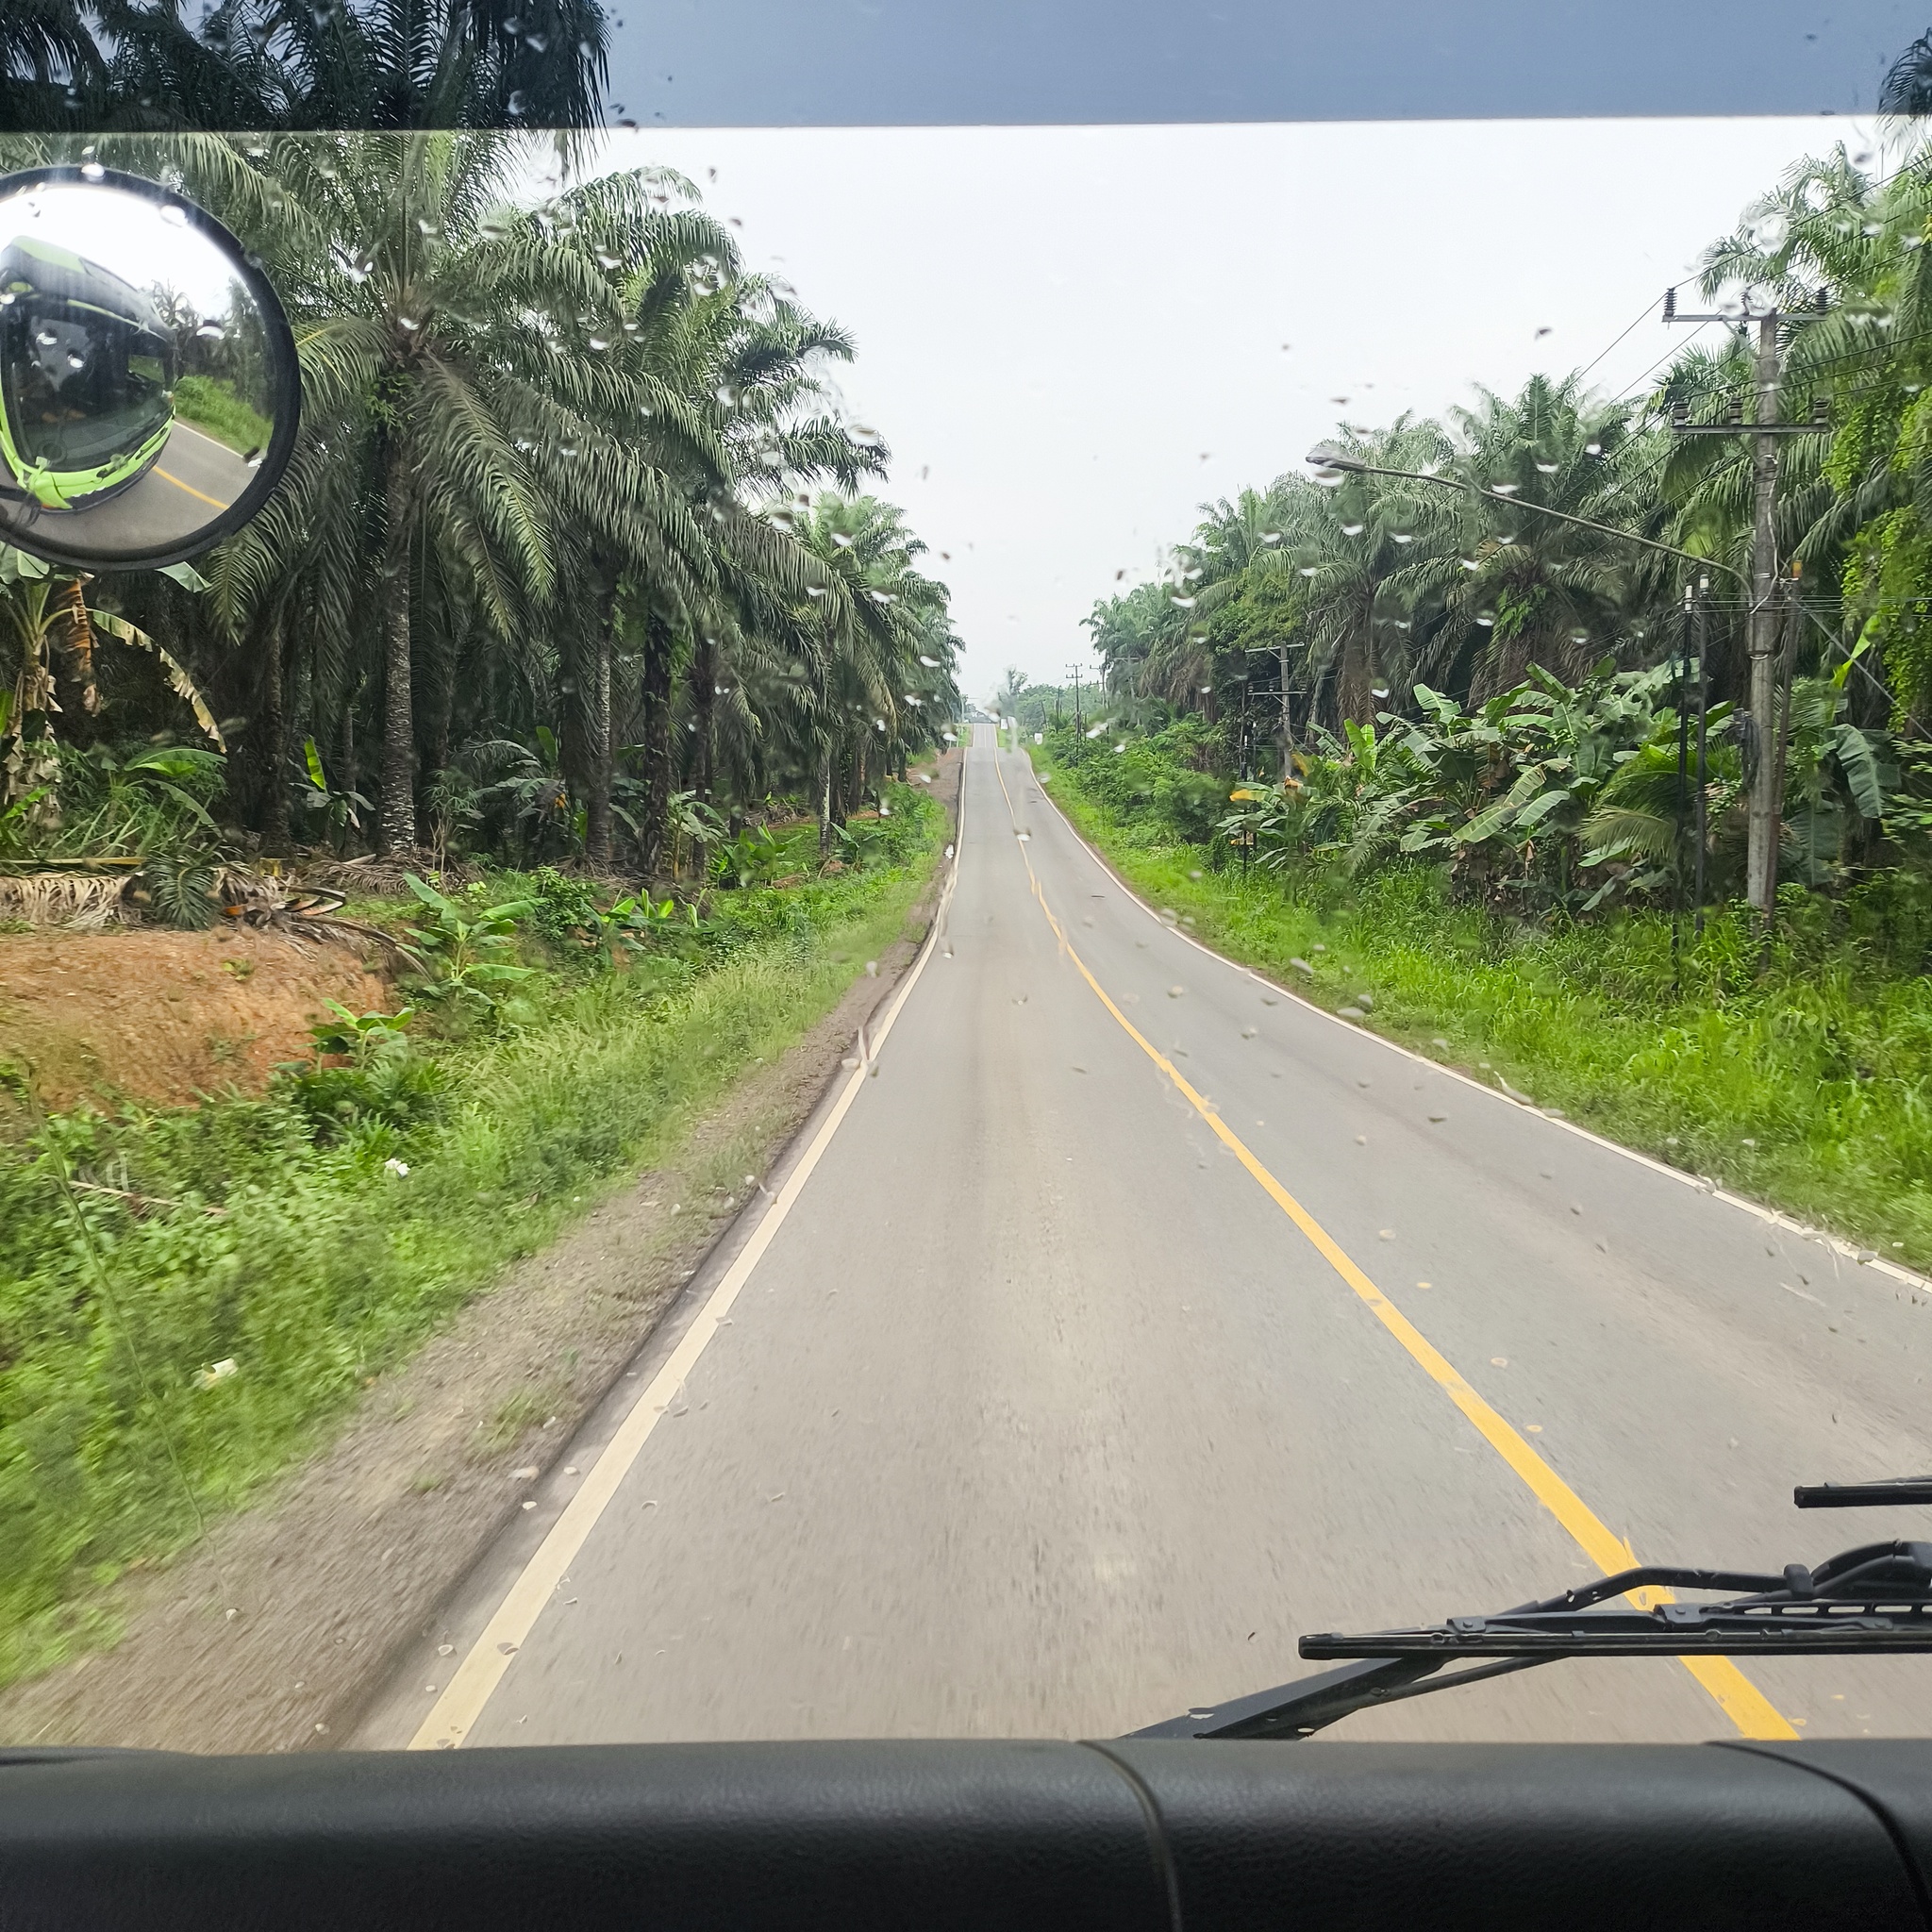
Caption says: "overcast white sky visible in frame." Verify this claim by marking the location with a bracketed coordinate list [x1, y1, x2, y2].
[5, 182, 242, 315]
[592, 118, 1877, 704]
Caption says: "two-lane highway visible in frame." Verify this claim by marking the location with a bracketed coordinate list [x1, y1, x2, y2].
[367, 727, 1932, 1750]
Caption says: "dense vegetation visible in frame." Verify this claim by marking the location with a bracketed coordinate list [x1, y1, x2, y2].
[0, 126, 961, 899]
[1045, 135, 1932, 937]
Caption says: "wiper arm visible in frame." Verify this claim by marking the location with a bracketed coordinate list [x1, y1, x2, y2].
[1796, 1476, 1932, 1508]
[1137, 1537, 1932, 1741]
[1128, 1654, 1548, 1740]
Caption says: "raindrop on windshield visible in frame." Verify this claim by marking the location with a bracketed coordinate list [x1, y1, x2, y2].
[1490, 480, 1521, 495]
[78, 148, 104, 182]
[1341, 522, 1365, 537]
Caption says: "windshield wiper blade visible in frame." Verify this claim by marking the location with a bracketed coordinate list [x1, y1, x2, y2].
[1303, 1542, 1932, 1661]
[1136, 1538, 1932, 1740]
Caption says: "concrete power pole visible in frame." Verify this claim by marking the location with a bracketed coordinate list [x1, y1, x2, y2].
[1665, 286, 1827, 920]
[1745, 312, 1783, 916]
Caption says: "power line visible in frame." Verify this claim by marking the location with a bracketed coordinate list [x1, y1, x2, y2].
[1608, 321, 1714, 406]
[1576, 289, 1674, 388]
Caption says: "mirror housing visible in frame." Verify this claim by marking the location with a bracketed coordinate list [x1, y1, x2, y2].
[0, 165, 299, 571]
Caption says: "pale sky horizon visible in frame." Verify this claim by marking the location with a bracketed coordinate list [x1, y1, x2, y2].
[591, 117, 1889, 705]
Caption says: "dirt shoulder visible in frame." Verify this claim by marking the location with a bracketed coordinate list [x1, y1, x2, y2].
[0, 751, 961, 1754]
[0, 925, 388, 1110]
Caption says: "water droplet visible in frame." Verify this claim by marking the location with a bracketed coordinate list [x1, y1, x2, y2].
[160, 203, 187, 227]
[1535, 460, 1558, 474]
[1476, 609, 1496, 627]
[507, 89, 530, 116]
[1341, 521, 1365, 537]
[1490, 480, 1520, 495]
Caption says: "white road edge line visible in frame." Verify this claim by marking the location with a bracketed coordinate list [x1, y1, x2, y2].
[408, 771, 966, 1750]
[1017, 747, 1932, 1298]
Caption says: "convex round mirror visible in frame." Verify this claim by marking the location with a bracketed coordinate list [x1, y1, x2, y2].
[0, 166, 298, 570]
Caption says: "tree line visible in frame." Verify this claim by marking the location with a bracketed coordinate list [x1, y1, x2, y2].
[0, 125, 962, 879]
[1073, 135, 1932, 907]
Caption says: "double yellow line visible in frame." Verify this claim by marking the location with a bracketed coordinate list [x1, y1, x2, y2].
[993, 754, 1792, 1741]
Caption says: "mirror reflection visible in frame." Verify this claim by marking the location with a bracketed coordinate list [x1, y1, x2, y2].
[0, 177, 291, 565]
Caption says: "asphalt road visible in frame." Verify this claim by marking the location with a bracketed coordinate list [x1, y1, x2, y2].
[2, 419, 255, 557]
[369, 728, 1932, 1750]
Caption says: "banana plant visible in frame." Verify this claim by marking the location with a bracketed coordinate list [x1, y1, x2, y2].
[293, 738, 373, 854]
[396, 874, 538, 1020]
[0, 545, 222, 824]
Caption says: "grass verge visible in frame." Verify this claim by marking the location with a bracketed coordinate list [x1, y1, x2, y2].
[0, 835, 940, 1687]
[1031, 744, 1932, 1276]
[170, 375, 275, 456]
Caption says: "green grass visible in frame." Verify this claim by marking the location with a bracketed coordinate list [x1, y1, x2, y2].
[0, 829, 941, 1687]
[170, 375, 274, 456]
[1032, 742, 1932, 1277]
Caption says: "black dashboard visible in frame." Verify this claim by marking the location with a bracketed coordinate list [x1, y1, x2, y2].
[3, 1737, 1929, 1928]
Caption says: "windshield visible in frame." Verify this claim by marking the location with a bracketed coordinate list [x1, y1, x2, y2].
[0, 239, 173, 481]
[2, 6, 1932, 1761]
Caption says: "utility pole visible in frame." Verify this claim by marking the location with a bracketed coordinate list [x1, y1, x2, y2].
[1692, 575, 1710, 936]
[1665, 286, 1827, 922]
[1065, 664, 1085, 733]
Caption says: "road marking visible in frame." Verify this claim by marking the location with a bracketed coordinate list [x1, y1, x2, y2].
[992, 751, 1793, 1743]
[409, 823, 962, 1749]
[154, 465, 230, 509]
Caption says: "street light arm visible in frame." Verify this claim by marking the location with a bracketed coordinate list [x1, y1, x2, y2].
[1303, 452, 1749, 591]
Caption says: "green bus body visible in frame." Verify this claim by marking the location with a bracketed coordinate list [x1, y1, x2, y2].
[0, 236, 175, 510]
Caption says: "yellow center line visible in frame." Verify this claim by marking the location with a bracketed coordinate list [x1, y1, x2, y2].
[992, 752, 1792, 1741]
[154, 466, 230, 509]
